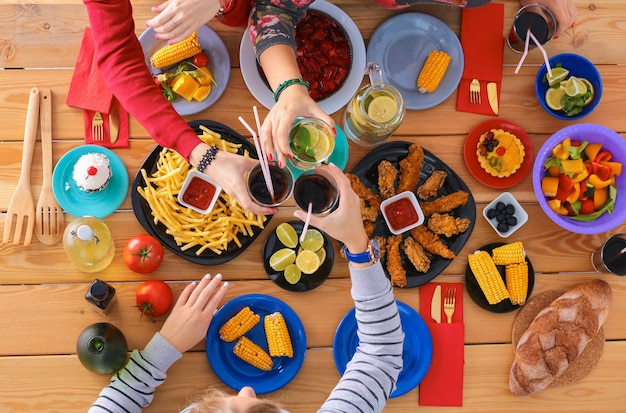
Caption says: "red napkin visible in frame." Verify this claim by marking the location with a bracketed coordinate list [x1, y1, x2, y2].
[456, 3, 504, 116]
[67, 27, 129, 148]
[418, 282, 464, 406]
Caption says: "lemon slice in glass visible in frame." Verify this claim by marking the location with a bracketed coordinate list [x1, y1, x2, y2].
[546, 67, 569, 87]
[300, 229, 324, 252]
[295, 250, 321, 274]
[310, 133, 331, 160]
[284, 264, 302, 284]
[276, 223, 298, 248]
[269, 248, 296, 271]
[545, 87, 567, 111]
[367, 95, 398, 123]
[303, 125, 320, 148]
[565, 76, 588, 97]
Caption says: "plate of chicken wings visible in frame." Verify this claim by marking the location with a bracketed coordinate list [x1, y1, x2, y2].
[348, 141, 476, 288]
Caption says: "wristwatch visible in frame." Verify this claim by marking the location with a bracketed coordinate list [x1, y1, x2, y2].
[342, 239, 380, 264]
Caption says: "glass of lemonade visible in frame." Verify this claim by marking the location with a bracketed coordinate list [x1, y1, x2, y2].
[288, 117, 335, 170]
[247, 161, 294, 207]
[293, 168, 339, 215]
[342, 62, 405, 147]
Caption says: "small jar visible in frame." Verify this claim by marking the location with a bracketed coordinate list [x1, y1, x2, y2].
[85, 279, 117, 315]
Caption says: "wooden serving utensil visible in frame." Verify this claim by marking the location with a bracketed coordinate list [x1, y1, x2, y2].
[35, 88, 65, 245]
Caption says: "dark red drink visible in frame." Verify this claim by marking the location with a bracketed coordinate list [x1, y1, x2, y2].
[247, 163, 294, 207]
[593, 235, 626, 276]
[514, 12, 550, 45]
[294, 172, 338, 214]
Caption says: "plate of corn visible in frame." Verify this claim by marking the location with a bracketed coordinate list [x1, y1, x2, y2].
[206, 294, 306, 394]
[465, 242, 535, 313]
[139, 25, 230, 116]
[366, 13, 464, 110]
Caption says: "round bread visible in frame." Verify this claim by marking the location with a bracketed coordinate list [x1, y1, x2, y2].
[512, 290, 605, 388]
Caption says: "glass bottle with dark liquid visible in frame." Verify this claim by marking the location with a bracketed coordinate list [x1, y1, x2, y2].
[247, 162, 294, 206]
[294, 171, 339, 214]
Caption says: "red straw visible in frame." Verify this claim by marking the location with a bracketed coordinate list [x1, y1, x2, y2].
[527, 30, 552, 77]
[300, 202, 313, 242]
[238, 115, 275, 200]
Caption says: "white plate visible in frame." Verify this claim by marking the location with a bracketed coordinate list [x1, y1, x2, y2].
[367, 13, 464, 110]
[138, 25, 230, 116]
[239, 0, 366, 114]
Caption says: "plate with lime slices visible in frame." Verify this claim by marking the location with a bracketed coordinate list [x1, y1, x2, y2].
[262, 221, 334, 292]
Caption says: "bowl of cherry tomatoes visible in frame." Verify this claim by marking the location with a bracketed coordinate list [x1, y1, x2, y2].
[532, 123, 626, 234]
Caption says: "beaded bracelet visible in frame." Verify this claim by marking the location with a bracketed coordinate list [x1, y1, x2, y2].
[273, 78, 310, 102]
[197, 145, 218, 173]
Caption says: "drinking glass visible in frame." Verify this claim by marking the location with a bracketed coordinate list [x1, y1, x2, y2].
[293, 168, 339, 215]
[288, 117, 335, 170]
[506, 4, 557, 53]
[591, 233, 626, 276]
[247, 161, 294, 207]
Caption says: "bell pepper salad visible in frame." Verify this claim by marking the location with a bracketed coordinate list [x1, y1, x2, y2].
[540, 137, 621, 221]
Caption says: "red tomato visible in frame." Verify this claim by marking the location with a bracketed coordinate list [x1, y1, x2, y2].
[192, 52, 209, 67]
[136, 280, 173, 319]
[123, 234, 164, 274]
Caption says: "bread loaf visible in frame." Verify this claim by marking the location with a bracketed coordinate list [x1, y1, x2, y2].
[509, 279, 612, 396]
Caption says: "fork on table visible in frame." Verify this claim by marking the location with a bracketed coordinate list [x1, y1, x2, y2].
[443, 287, 456, 324]
[92, 111, 104, 141]
[470, 79, 481, 105]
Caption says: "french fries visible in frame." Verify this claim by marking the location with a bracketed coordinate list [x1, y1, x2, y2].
[137, 126, 267, 255]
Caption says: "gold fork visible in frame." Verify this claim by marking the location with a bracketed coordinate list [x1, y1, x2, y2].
[470, 78, 481, 105]
[443, 287, 456, 324]
[92, 111, 104, 141]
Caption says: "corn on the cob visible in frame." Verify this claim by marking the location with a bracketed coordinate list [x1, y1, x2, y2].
[233, 336, 274, 371]
[219, 306, 260, 342]
[150, 32, 202, 69]
[491, 241, 526, 265]
[506, 261, 529, 305]
[468, 250, 510, 305]
[417, 50, 451, 94]
[265, 312, 293, 358]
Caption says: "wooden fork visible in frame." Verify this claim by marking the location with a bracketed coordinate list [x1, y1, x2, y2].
[2, 87, 39, 246]
[470, 78, 481, 105]
[444, 287, 456, 324]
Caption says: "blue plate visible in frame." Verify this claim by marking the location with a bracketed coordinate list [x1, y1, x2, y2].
[206, 294, 306, 394]
[138, 25, 230, 116]
[333, 301, 433, 397]
[52, 145, 128, 219]
[367, 13, 464, 110]
[287, 125, 349, 179]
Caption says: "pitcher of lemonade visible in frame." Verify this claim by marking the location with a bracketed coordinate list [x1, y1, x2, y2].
[342, 62, 405, 147]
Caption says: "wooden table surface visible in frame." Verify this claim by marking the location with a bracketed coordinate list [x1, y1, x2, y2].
[1, 0, 626, 411]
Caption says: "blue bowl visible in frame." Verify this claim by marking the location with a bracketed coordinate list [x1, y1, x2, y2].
[535, 53, 602, 121]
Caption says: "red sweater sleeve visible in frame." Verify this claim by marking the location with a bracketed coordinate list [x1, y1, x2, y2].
[82, 0, 201, 161]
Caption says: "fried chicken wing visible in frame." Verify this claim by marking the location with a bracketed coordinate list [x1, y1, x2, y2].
[427, 212, 471, 237]
[419, 190, 469, 217]
[416, 169, 447, 200]
[346, 173, 381, 210]
[396, 144, 424, 193]
[364, 220, 376, 238]
[377, 160, 397, 200]
[386, 235, 406, 287]
[402, 237, 430, 273]
[410, 226, 456, 259]
[359, 199, 379, 222]
[374, 236, 387, 260]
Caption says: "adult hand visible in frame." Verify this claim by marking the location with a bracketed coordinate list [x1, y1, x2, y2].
[293, 163, 368, 253]
[520, 0, 577, 37]
[159, 274, 228, 353]
[146, 0, 221, 44]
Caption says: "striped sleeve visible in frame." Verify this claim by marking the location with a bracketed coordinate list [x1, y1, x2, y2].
[318, 261, 404, 413]
[88, 333, 182, 413]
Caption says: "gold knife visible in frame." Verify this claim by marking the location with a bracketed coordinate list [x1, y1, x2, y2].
[109, 107, 119, 143]
[487, 82, 499, 115]
[431, 285, 441, 323]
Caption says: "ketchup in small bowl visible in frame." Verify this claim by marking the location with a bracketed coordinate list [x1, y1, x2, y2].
[380, 191, 425, 235]
[177, 170, 222, 214]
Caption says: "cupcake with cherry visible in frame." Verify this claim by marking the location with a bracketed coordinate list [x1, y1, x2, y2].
[72, 152, 112, 194]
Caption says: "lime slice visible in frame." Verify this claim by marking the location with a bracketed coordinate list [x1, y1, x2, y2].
[545, 86, 567, 111]
[303, 125, 320, 148]
[546, 67, 570, 86]
[315, 246, 326, 263]
[295, 249, 321, 274]
[367, 95, 398, 123]
[300, 229, 324, 252]
[581, 78, 594, 105]
[565, 76, 587, 97]
[284, 264, 302, 284]
[269, 248, 296, 271]
[276, 223, 298, 248]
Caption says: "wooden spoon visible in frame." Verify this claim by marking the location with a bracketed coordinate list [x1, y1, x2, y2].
[35, 89, 65, 245]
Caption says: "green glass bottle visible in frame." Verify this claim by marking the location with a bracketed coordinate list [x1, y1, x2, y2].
[76, 322, 128, 374]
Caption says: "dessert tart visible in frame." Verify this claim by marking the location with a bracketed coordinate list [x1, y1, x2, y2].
[476, 129, 525, 178]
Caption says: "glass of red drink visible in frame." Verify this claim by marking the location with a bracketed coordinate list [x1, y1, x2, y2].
[506, 4, 556, 53]
[591, 233, 626, 276]
[247, 161, 294, 207]
[293, 168, 339, 215]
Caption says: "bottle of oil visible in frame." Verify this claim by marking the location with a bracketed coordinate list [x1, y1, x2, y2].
[85, 279, 117, 315]
[63, 216, 115, 273]
[76, 322, 128, 374]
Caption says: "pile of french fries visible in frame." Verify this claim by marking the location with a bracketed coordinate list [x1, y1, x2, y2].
[137, 126, 267, 255]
